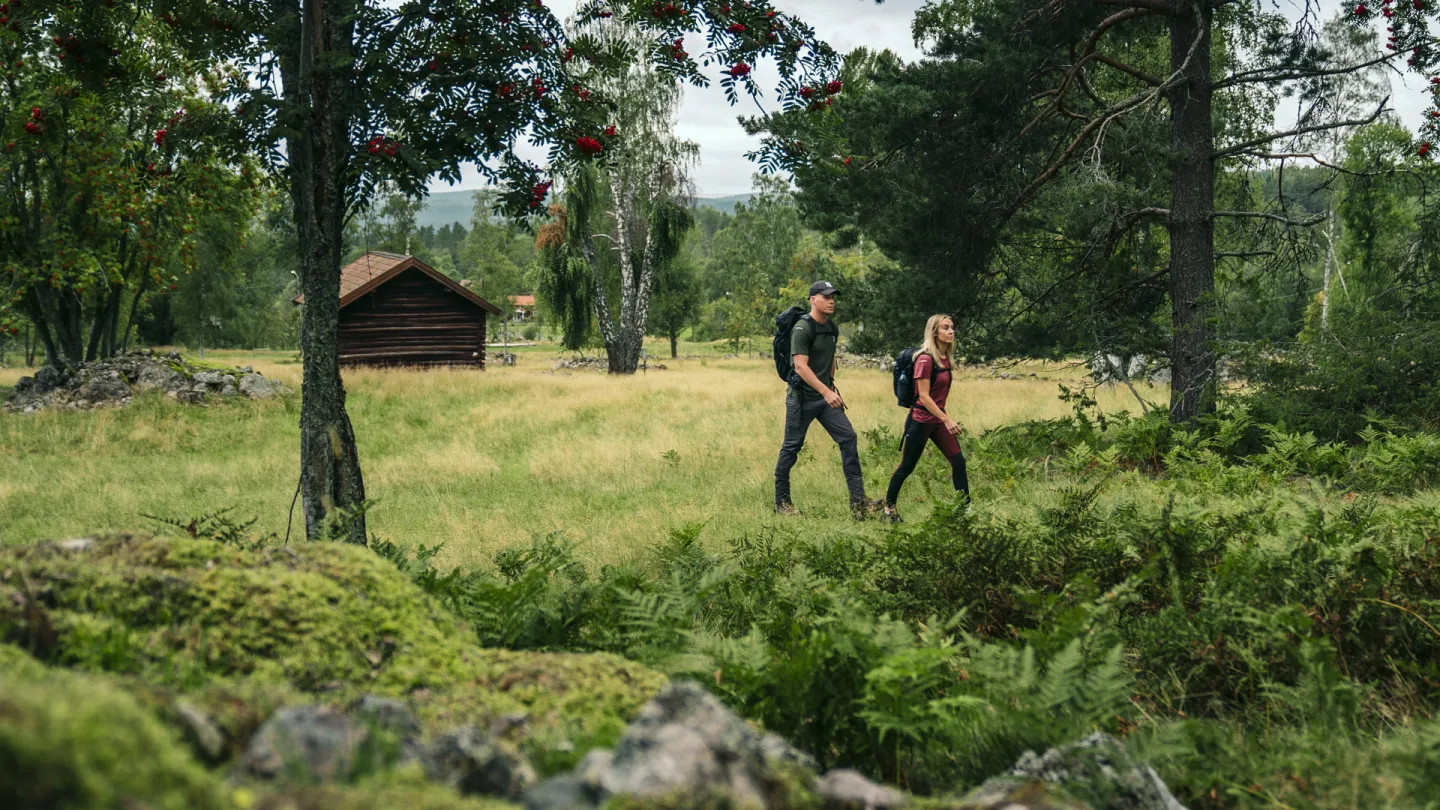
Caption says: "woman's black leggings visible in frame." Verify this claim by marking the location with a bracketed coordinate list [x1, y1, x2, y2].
[885, 418, 969, 506]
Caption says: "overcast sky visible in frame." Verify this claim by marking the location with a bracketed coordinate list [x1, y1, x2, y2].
[430, 0, 1435, 197]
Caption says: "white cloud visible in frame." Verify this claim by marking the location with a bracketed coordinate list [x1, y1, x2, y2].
[429, 0, 1433, 196]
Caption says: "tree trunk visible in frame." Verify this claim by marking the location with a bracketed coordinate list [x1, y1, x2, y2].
[1166, 3, 1217, 423]
[669, 330, 678, 359]
[606, 326, 643, 373]
[286, 0, 367, 544]
[121, 273, 150, 353]
[26, 288, 71, 368]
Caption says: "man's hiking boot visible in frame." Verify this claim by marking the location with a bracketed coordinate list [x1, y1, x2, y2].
[882, 503, 903, 524]
[774, 501, 802, 517]
[850, 497, 884, 521]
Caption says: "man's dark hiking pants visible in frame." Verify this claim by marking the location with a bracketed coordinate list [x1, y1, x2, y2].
[775, 388, 865, 506]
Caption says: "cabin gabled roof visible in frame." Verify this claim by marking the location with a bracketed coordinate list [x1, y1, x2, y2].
[293, 251, 502, 315]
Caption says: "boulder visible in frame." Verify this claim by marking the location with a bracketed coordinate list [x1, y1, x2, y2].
[240, 372, 278, 399]
[193, 370, 229, 386]
[173, 699, 226, 763]
[967, 732, 1186, 810]
[135, 362, 185, 392]
[76, 368, 132, 403]
[219, 382, 238, 397]
[524, 681, 815, 810]
[33, 363, 67, 391]
[426, 725, 538, 799]
[177, 387, 207, 404]
[241, 705, 364, 782]
[818, 769, 907, 810]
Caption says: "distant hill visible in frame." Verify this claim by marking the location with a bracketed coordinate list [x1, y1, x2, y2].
[693, 194, 752, 213]
[417, 189, 752, 230]
[417, 190, 478, 230]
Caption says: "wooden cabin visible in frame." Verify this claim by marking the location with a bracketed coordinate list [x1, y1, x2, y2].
[295, 251, 501, 367]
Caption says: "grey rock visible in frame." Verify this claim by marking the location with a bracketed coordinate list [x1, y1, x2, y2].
[57, 538, 95, 552]
[193, 370, 228, 386]
[352, 695, 423, 765]
[1149, 368, 1172, 385]
[973, 732, 1186, 810]
[174, 700, 225, 763]
[425, 725, 537, 799]
[33, 364, 66, 392]
[353, 695, 419, 736]
[523, 774, 600, 810]
[525, 681, 815, 810]
[135, 363, 184, 392]
[818, 769, 907, 810]
[950, 780, 1089, 810]
[239, 373, 277, 400]
[176, 388, 206, 405]
[219, 383, 237, 398]
[76, 369, 130, 403]
[240, 705, 361, 782]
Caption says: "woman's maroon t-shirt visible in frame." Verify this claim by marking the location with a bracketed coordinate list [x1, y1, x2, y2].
[910, 353, 953, 423]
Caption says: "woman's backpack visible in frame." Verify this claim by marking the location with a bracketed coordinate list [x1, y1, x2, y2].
[892, 348, 937, 407]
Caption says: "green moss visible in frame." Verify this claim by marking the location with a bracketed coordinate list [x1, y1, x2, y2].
[244, 780, 518, 810]
[0, 641, 46, 678]
[0, 665, 227, 810]
[421, 649, 668, 774]
[0, 533, 666, 767]
[2, 533, 501, 690]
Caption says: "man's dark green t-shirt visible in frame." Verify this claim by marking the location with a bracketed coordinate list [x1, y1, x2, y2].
[790, 315, 839, 400]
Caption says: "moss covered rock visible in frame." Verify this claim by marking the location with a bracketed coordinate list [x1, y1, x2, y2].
[0, 662, 228, 810]
[244, 779, 519, 810]
[0, 533, 666, 770]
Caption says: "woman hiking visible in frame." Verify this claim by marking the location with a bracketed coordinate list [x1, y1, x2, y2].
[883, 314, 969, 522]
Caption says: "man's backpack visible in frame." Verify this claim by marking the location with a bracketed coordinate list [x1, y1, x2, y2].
[892, 348, 938, 407]
[772, 306, 808, 383]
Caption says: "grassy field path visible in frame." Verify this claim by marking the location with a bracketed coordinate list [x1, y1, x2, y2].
[0, 345, 1158, 567]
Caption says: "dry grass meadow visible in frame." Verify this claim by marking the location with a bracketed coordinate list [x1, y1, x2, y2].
[0, 342, 1163, 567]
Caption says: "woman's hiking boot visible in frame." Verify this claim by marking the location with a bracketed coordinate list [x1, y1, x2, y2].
[882, 503, 903, 524]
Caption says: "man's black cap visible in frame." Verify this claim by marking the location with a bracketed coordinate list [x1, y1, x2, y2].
[809, 280, 838, 297]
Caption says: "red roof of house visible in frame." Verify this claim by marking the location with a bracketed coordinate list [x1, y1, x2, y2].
[293, 251, 500, 314]
[509, 294, 536, 307]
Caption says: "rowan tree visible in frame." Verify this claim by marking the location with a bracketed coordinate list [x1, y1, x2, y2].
[0, 10, 257, 366]
[23, 0, 839, 542]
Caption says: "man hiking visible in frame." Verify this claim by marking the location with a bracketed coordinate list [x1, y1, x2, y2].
[774, 280, 880, 519]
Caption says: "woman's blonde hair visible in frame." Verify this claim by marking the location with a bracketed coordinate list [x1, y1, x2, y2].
[919, 314, 954, 364]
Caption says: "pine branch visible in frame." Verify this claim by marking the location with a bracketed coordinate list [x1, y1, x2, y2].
[1214, 48, 1415, 90]
[1212, 100, 1389, 160]
[1212, 210, 1327, 227]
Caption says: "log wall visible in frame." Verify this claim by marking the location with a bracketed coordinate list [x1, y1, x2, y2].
[337, 268, 487, 367]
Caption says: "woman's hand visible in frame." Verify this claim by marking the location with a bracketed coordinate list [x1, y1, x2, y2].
[944, 418, 961, 436]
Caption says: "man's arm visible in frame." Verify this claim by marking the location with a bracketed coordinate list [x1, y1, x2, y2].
[794, 355, 844, 409]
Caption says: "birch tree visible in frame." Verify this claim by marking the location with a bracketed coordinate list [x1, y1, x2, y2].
[552, 17, 698, 374]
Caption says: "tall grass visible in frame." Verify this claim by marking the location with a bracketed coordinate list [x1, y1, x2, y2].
[0, 343, 1157, 566]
